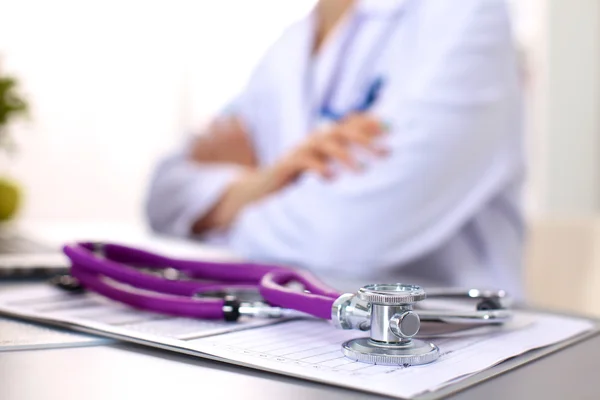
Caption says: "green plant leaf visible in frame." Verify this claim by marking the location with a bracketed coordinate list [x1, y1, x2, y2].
[0, 75, 29, 129]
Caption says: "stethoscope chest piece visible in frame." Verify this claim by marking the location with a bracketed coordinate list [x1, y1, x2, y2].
[341, 284, 440, 366]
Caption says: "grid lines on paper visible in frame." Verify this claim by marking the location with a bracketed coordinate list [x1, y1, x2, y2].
[191, 319, 413, 376]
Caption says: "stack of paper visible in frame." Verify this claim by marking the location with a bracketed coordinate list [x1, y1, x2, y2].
[0, 283, 595, 399]
[0, 317, 110, 352]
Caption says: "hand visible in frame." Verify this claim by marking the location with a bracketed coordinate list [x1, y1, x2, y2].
[191, 113, 388, 234]
[256, 113, 388, 195]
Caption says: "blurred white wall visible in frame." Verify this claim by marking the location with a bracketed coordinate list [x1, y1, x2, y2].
[0, 0, 316, 225]
[511, 0, 600, 217]
[507, 0, 547, 217]
[544, 0, 600, 214]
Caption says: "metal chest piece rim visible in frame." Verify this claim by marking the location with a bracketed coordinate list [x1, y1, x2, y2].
[341, 283, 440, 366]
[342, 337, 440, 366]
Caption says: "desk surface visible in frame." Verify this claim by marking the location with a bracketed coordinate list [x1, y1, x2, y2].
[0, 223, 597, 399]
[0, 324, 599, 400]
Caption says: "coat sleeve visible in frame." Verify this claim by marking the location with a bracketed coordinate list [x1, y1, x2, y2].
[226, 0, 524, 272]
[144, 146, 246, 237]
[144, 63, 268, 238]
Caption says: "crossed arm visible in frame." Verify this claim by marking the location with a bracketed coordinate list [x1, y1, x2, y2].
[187, 114, 387, 234]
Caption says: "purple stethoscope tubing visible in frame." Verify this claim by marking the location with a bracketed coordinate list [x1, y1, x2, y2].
[62, 242, 342, 321]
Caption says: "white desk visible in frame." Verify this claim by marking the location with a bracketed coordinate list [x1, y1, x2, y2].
[0, 318, 599, 400]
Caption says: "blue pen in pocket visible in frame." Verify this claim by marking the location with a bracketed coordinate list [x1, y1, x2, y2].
[319, 76, 385, 123]
[357, 76, 385, 113]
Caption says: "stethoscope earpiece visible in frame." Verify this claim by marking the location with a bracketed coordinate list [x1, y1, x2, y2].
[476, 298, 504, 311]
[49, 274, 85, 293]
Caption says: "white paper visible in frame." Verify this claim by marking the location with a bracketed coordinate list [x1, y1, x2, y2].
[0, 283, 595, 398]
[0, 284, 282, 340]
[0, 317, 110, 351]
[186, 315, 594, 397]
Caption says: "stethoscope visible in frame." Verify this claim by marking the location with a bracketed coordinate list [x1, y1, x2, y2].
[56, 242, 512, 367]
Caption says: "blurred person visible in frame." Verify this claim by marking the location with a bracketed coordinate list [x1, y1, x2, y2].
[145, 0, 525, 297]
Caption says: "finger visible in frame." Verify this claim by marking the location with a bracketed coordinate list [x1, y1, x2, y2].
[315, 135, 361, 171]
[297, 153, 332, 179]
[337, 124, 389, 156]
[343, 113, 386, 137]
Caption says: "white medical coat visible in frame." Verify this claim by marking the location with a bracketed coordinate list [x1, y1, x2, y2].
[145, 0, 526, 298]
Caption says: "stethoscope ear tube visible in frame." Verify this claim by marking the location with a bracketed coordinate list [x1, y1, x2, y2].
[424, 288, 508, 302]
[416, 309, 512, 324]
[422, 287, 510, 313]
[62, 243, 237, 320]
[63, 243, 215, 297]
[70, 263, 226, 319]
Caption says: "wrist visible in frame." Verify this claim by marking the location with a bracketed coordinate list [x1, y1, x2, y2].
[235, 168, 279, 203]
[191, 169, 260, 234]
